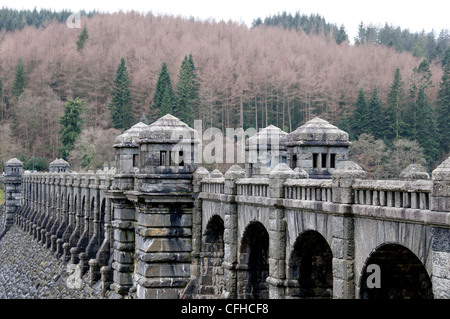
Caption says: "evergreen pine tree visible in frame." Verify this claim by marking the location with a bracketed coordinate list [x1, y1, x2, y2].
[414, 88, 440, 165]
[351, 88, 368, 137]
[367, 85, 384, 139]
[385, 68, 405, 141]
[174, 54, 200, 126]
[108, 57, 134, 130]
[59, 98, 85, 159]
[337, 111, 353, 140]
[406, 59, 433, 141]
[0, 77, 3, 120]
[437, 52, 450, 153]
[12, 57, 26, 97]
[152, 62, 175, 118]
[140, 113, 149, 125]
[76, 25, 89, 52]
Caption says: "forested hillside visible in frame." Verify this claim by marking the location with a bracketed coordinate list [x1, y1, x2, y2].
[0, 9, 448, 175]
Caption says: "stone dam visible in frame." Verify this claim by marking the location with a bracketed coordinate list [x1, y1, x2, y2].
[0, 114, 448, 299]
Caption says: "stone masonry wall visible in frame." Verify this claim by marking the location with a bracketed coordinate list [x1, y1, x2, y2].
[0, 224, 112, 299]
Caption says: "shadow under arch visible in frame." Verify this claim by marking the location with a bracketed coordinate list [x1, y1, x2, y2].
[201, 214, 225, 297]
[288, 230, 333, 299]
[203, 214, 225, 254]
[360, 243, 433, 299]
[238, 220, 269, 299]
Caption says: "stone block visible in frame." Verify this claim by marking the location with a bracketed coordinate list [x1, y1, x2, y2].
[432, 277, 450, 299]
[137, 261, 191, 278]
[113, 229, 135, 242]
[113, 249, 134, 264]
[433, 251, 450, 279]
[137, 286, 180, 299]
[332, 257, 354, 280]
[113, 207, 135, 220]
[268, 258, 285, 279]
[332, 215, 354, 239]
[137, 213, 192, 228]
[432, 227, 450, 252]
[113, 270, 132, 286]
[136, 236, 192, 253]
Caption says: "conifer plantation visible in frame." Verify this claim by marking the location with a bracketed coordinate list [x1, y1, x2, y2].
[0, 9, 448, 174]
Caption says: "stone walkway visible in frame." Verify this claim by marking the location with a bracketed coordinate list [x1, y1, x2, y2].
[0, 225, 112, 299]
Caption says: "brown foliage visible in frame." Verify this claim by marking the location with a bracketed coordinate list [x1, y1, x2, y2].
[0, 12, 444, 164]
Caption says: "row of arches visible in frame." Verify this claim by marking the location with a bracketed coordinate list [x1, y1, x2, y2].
[17, 180, 113, 285]
[201, 215, 433, 299]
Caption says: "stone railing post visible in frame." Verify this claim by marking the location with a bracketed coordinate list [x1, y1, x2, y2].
[222, 165, 245, 299]
[266, 163, 296, 299]
[430, 157, 450, 299]
[331, 161, 366, 299]
[190, 167, 209, 281]
[1, 158, 23, 237]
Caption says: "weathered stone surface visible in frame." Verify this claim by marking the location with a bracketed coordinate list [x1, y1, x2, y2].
[0, 226, 112, 299]
[1, 115, 449, 300]
[399, 164, 430, 180]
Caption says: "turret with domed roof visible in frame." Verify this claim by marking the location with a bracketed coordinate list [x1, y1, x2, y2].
[287, 117, 350, 179]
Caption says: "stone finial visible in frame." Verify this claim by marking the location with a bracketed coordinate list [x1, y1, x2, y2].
[268, 163, 295, 198]
[209, 169, 223, 178]
[399, 164, 430, 180]
[332, 161, 366, 179]
[431, 157, 450, 212]
[269, 163, 296, 179]
[332, 161, 365, 204]
[193, 166, 209, 180]
[293, 167, 309, 179]
[432, 156, 450, 181]
[224, 165, 245, 180]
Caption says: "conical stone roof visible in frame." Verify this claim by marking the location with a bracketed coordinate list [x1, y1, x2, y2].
[4, 158, 23, 166]
[247, 125, 287, 149]
[287, 117, 350, 146]
[114, 122, 149, 147]
[138, 114, 198, 143]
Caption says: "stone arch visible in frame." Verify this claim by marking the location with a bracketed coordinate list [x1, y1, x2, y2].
[89, 195, 97, 238]
[99, 198, 106, 244]
[81, 195, 86, 232]
[66, 193, 72, 224]
[199, 214, 225, 297]
[238, 221, 269, 299]
[202, 214, 224, 254]
[288, 230, 333, 298]
[360, 243, 433, 299]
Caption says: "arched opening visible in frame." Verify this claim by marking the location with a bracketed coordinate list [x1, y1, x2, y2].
[202, 215, 224, 254]
[80, 196, 86, 233]
[90, 196, 96, 238]
[289, 230, 333, 298]
[238, 221, 269, 299]
[360, 243, 433, 299]
[200, 215, 225, 297]
[99, 198, 106, 244]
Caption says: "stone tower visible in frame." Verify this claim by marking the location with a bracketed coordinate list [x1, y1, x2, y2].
[287, 117, 350, 179]
[130, 114, 200, 299]
[245, 125, 288, 177]
[49, 158, 70, 173]
[2, 158, 23, 233]
[107, 121, 149, 297]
